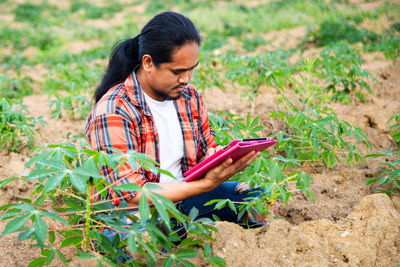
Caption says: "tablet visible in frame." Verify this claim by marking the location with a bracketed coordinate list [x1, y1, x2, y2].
[183, 138, 277, 182]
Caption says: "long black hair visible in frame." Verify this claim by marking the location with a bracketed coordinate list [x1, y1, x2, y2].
[94, 12, 201, 103]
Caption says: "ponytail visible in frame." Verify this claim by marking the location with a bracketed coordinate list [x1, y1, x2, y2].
[94, 35, 141, 103]
[94, 12, 201, 103]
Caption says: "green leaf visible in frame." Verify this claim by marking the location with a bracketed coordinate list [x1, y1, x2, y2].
[48, 231, 56, 244]
[162, 256, 173, 267]
[69, 172, 89, 192]
[74, 165, 102, 178]
[46, 249, 55, 265]
[0, 175, 19, 188]
[35, 158, 67, 170]
[27, 257, 47, 267]
[61, 236, 82, 248]
[2, 213, 31, 235]
[44, 173, 66, 192]
[40, 210, 69, 225]
[115, 183, 142, 192]
[188, 207, 199, 221]
[175, 249, 198, 258]
[18, 228, 35, 241]
[149, 193, 172, 225]
[77, 252, 96, 259]
[8, 204, 35, 211]
[127, 231, 137, 256]
[34, 214, 48, 245]
[26, 169, 64, 180]
[56, 249, 67, 262]
[0, 211, 24, 220]
[176, 258, 196, 267]
[139, 192, 150, 222]
[179, 237, 203, 248]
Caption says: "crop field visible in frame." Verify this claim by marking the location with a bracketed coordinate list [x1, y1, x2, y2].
[0, 0, 399, 266]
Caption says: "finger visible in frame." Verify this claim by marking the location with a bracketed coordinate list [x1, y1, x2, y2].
[233, 151, 257, 168]
[225, 151, 255, 175]
[206, 147, 216, 157]
[210, 157, 233, 174]
[236, 151, 260, 173]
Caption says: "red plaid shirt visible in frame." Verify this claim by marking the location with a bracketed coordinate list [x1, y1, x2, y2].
[85, 72, 217, 205]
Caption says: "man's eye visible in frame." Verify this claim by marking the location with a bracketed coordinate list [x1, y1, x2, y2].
[172, 70, 180, 75]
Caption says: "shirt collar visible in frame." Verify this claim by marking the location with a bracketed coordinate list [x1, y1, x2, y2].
[124, 72, 192, 114]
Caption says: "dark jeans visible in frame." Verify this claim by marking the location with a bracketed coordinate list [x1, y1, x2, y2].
[172, 181, 265, 239]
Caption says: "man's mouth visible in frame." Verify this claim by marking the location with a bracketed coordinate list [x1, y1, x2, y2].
[175, 85, 186, 91]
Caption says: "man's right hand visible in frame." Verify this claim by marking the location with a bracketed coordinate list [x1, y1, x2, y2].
[201, 150, 260, 190]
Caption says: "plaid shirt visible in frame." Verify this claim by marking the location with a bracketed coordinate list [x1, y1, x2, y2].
[85, 72, 217, 206]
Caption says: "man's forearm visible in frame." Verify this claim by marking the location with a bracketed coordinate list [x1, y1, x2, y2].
[127, 179, 212, 209]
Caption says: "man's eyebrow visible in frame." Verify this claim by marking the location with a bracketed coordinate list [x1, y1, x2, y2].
[171, 61, 199, 72]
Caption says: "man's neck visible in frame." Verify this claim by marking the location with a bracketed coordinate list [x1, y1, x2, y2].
[135, 68, 165, 101]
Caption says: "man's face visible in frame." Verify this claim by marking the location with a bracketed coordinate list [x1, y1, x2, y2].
[143, 42, 199, 101]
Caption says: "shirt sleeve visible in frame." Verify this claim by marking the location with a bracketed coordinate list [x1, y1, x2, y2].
[197, 94, 217, 160]
[86, 112, 147, 206]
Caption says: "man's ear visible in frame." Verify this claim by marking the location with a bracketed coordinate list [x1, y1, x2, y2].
[141, 54, 153, 72]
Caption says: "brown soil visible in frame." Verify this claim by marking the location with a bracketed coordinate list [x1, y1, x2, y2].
[1, 2, 400, 267]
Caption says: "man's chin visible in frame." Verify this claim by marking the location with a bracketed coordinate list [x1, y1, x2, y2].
[168, 93, 182, 100]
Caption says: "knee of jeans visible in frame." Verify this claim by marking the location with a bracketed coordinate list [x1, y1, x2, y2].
[235, 182, 262, 195]
[235, 182, 250, 194]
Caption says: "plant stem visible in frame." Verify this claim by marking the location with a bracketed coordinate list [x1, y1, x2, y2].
[84, 186, 91, 250]
[272, 83, 297, 109]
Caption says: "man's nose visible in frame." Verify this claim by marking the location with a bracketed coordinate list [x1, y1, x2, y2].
[179, 71, 190, 84]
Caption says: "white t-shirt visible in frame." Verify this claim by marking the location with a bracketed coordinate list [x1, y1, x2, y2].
[143, 92, 184, 183]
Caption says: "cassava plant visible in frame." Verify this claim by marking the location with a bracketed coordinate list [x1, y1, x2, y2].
[50, 93, 92, 120]
[365, 148, 400, 196]
[0, 97, 46, 152]
[44, 63, 99, 120]
[270, 59, 371, 169]
[313, 42, 376, 103]
[208, 111, 314, 219]
[0, 139, 226, 266]
[388, 110, 400, 146]
[224, 51, 294, 114]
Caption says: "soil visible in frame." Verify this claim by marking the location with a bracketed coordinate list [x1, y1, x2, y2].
[0, 1, 399, 267]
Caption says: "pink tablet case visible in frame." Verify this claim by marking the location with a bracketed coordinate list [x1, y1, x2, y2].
[183, 138, 277, 182]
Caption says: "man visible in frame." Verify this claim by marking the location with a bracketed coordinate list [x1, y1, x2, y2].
[85, 12, 264, 241]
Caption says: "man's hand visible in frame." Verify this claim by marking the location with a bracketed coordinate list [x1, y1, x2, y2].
[199, 145, 223, 162]
[201, 150, 260, 190]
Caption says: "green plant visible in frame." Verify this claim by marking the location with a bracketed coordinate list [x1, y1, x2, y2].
[209, 111, 264, 145]
[283, 59, 331, 111]
[365, 148, 400, 195]
[43, 64, 100, 119]
[0, 73, 34, 99]
[208, 111, 314, 215]
[242, 35, 267, 52]
[225, 51, 293, 113]
[70, 0, 124, 19]
[271, 108, 370, 168]
[303, 18, 378, 47]
[0, 140, 226, 266]
[314, 42, 375, 103]
[44, 64, 100, 94]
[366, 35, 400, 62]
[191, 51, 225, 91]
[0, 98, 46, 152]
[50, 93, 92, 120]
[388, 111, 400, 146]
[12, 3, 44, 23]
